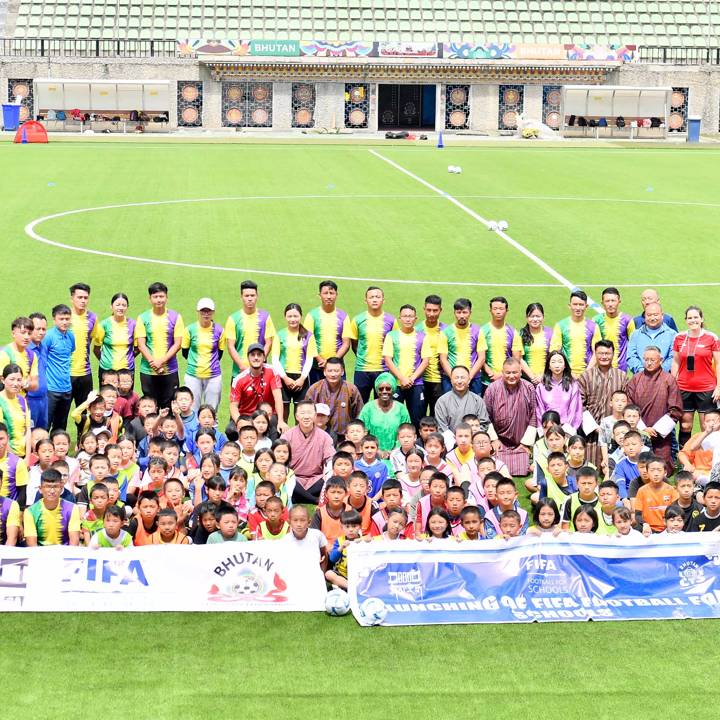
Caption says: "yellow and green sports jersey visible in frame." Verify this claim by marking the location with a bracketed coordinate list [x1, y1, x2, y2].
[94, 316, 137, 371]
[136, 309, 185, 375]
[0, 392, 30, 457]
[70, 309, 98, 377]
[478, 323, 515, 380]
[592, 312, 635, 371]
[272, 329, 318, 375]
[348, 311, 397, 372]
[24, 499, 80, 545]
[382, 329, 432, 386]
[511, 326, 553, 378]
[0, 498, 21, 543]
[441, 323, 481, 371]
[224, 309, 276, 375]
[415, 322, 447, 383]
[550, 317, 602, 377]
[304, 307, 350, 359]
[0, 345, 38, 387]
[0, 452, 28, 500]
[182, 322, 226, 379]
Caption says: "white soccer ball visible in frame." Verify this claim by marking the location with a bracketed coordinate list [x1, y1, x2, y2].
[325, 588, 351, 616]
[447, 165, 456, 173]
[455, 166, 462, 174]
[497, 220, 508, 231]
[359, 597, 388, 626]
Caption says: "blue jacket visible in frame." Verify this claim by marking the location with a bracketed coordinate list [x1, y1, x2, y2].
[41, 327, 75, 393]
[627, 323, 677, 374]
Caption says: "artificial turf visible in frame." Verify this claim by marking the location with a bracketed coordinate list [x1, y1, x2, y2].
[2, 137, 720, 718]
[2, 612, 719, 719]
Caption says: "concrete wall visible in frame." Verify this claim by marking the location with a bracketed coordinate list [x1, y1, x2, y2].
[0, 56, 201, 129]
[2, 55, 719, 133]
[618, 64, 720, 133]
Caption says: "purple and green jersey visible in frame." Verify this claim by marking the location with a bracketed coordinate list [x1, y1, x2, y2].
[136, 309, 185, 376]
[550, 317, 602, 377]
[95, 316, 137, 372]
[182, 322, 225, 379]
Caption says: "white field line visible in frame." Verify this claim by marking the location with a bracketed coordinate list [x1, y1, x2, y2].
[23, 192, 720, 288]
[368, 148, 594, 302]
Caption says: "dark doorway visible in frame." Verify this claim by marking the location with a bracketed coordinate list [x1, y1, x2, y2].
[378, 84, 436, 130]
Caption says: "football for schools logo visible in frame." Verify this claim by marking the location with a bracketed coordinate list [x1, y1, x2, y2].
[208, 550, 287, 603]
[678, 561, 705, 588]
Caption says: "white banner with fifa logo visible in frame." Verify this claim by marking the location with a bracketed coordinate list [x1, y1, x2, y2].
[0, 544, 326, 612]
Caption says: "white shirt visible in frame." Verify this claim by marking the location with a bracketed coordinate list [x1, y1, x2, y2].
[615, 528, 645, 542]
[282, 528, 328, 556]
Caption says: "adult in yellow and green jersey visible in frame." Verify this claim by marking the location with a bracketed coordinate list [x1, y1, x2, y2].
[479, 296, 516, 391]
[593, 287, 635, 371]
[512, 302, 552, 385]
[416, 294, 446, 416]
[348, 286, 397, 403]
[68, 282, 97, 409]
[224, 279, 276, 378]
[182, 298, 226, 412]
[438, 297, 484, 396]
[0, 365, 31, 459]
[550, 290, 602, 378]
[0, 316, 38, 395]
[383, 304, 431, 427]
[304, 280, 351, 385]
[24, 468, 81, 546]
[136, 282, 185, 409]
[272, 303, 319, 421]
[93, 292, 137, 385]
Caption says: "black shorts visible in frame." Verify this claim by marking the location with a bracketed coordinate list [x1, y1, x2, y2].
[281, 373, 308, 404]
[681, 390, 717, 414]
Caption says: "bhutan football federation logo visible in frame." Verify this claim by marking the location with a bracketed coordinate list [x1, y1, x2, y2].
[208, 550, 288, 603]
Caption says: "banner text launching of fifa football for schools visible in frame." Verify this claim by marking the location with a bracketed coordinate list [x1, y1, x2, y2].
[347, 535, 720, 626]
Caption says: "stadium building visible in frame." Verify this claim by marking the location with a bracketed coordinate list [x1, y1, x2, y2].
[1, 1, 719, 135]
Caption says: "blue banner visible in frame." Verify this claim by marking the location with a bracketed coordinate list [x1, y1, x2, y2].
[348, 536, 720, 626]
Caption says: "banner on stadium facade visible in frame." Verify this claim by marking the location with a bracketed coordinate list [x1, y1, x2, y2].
[348, 536, 720, 626]
[0, 544, 326, 612]
[179, 38, 639, 63]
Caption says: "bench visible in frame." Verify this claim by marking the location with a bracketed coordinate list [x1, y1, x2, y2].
[563, 116, 666, 139]
[37, 110, 170, 133]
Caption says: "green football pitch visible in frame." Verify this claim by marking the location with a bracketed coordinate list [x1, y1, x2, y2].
[3, 137, 720, 719]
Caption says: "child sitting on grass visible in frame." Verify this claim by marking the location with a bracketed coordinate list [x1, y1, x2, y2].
[326, 509, 363, 589]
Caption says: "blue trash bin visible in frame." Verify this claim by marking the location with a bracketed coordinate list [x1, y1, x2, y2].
[687, 115, 701, 143]
[2, 104, 21, 131]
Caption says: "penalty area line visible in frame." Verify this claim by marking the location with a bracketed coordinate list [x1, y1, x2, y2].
[368, 148, 598, 304]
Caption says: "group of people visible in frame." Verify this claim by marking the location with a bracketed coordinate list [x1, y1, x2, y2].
[0, 278, 719, 591]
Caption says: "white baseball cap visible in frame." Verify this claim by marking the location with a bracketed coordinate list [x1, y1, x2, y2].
[196, 298, 215, 311]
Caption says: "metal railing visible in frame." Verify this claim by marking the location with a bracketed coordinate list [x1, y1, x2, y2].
[638, 46, 720, 64]
[0, 38, 187, 58]
[0, 38, 718, 64]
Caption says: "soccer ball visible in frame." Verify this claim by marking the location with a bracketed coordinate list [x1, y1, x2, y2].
[225, 571, 262, 596]
[325, 588, 351, 616]
[359, 597, 388, 626]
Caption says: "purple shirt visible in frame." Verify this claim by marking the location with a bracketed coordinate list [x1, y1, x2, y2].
[535, 378, 583, 430]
